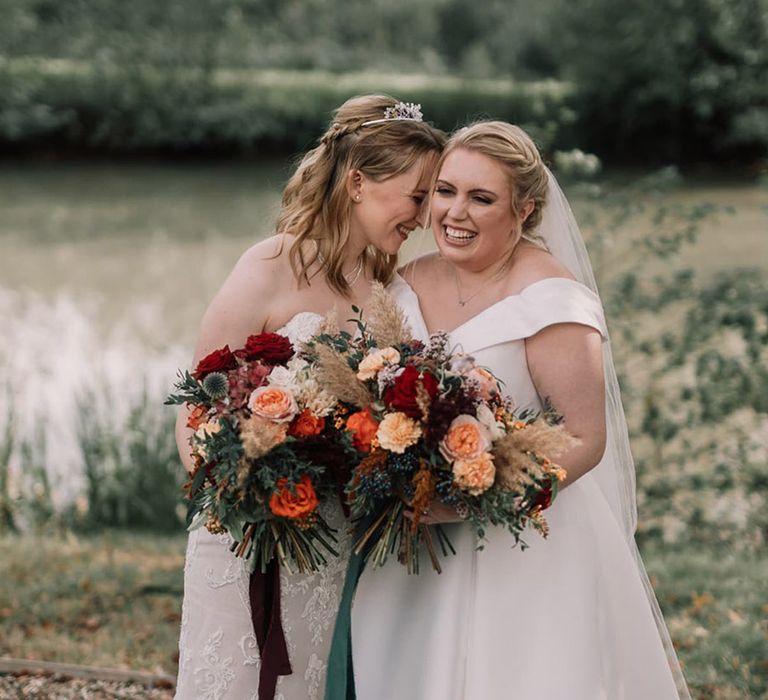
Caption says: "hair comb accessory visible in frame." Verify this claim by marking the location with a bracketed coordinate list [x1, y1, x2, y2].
[361, 102, 423, 127]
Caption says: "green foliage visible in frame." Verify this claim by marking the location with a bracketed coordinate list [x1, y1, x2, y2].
[0, 0, 558, 78]
[569, 167, 768, 551]
[1, 0, 764, 162]
[0, 59, 574, 153]
[77, 390, 185, 532]
[553, 0, 768, 163]
[0, 390, 16, 533]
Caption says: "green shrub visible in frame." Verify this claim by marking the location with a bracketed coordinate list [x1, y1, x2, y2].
[552, 0, 768, 163]
[0, 59, 575, 153]
[77, 389, 185, 532]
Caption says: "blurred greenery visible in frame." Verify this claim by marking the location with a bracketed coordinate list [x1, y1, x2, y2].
[0, 59, 574, 154]
[77, 390, 186, 532]
[552, 0, 768, 164]
[0, 0, 765, 163]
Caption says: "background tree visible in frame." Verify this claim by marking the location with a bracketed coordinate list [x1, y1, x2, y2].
[552, 0, 768, 163]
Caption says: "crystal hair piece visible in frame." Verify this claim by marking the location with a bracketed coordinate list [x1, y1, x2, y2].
[361, 102, 423, 127]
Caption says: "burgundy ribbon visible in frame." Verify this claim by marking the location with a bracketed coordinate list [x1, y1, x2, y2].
[249, 559, 292, 700]
[246, 456, 350, 699]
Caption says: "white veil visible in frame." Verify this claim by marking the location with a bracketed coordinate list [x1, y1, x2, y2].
[537, 169, 638, 539]
[537, 169, 691, 699]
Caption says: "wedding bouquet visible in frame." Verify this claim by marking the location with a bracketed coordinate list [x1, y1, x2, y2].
[166, 332, 344, 574]
[308, 284, 575, 573]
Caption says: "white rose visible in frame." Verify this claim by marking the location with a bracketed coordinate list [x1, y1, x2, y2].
[476, 404, 506, 441]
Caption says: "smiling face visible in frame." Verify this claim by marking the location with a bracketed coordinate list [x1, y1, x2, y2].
[431, 147, 529, 272]
[348, 154, 438, 256]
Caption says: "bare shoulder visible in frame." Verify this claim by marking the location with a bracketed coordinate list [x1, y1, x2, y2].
[398, 252, 445, 292]
[192, 235, 294, 361]
[507, 241, 576, 293]
[236, 233, 294, 281]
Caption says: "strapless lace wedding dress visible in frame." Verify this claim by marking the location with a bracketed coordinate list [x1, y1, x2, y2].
[174, 312, 352, 700]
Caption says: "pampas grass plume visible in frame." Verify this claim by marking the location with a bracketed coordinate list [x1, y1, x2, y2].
[366, 282, 412, 348]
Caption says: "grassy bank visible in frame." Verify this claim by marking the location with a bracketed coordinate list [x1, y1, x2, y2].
[0, 58, 574, 154]
[0, 532, 765, 698]
[0, 532, 185, 675]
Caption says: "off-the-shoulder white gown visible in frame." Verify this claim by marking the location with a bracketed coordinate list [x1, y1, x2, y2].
[350, 274, 687, 700]
[175, 312, 351, 700]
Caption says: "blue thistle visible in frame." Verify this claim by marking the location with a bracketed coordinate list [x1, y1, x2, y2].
[202, 372, 229, 401]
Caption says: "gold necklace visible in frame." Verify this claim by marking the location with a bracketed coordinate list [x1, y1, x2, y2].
[452, 265, 501, 307]
[316, 247, 364, 285]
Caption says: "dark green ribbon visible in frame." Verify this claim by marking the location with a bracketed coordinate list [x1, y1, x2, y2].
[324, 517, 374, 700]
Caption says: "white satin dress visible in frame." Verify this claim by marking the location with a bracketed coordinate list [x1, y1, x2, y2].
[350, 275, 687, 700]
[175, 312, 351, 700]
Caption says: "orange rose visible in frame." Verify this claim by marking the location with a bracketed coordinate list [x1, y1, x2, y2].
[453, 452, 496, 495]
[269, 474, 319, 519]
[346, 407, 379, 452]
[288, 409, 325, 438]
[440, 414, 492, 462]
[248, 386, 298, 423]
[186, 405, 208, 431]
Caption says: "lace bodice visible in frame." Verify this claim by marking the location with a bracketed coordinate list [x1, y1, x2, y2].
[276, 311, 323, 346]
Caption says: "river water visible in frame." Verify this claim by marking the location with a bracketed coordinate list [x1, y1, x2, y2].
[1, 159, 765, 503]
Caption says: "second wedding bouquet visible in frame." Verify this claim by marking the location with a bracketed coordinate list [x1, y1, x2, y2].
[166, 331, 345, 574]
[308, 284, 576, 573]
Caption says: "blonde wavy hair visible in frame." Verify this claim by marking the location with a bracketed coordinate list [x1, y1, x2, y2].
[439, 121, 550, 242]
[275, 94, 445, 296]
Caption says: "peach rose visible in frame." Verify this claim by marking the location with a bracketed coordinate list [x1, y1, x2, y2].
[376, 412, 422, 454]
[466, 366, 500, 401]
[453, 452, 496, 496]
[346, 407, 380, 452]
[192, 420, 223, 460]
[440, 414, 492, 462]
[248, 385, 298, 423]
[357, 347, 401, 381]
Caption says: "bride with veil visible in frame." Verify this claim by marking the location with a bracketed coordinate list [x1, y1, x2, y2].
[345, 121, 691, 699]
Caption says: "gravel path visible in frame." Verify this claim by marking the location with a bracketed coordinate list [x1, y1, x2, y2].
[0, 673, 174, 699]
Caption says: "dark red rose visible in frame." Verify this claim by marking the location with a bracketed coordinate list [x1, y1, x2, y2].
[534, 484, 553, 511]
[383, 366, 439, 419]
[235, 333, 294, 364]
[193, 345, 238, 380]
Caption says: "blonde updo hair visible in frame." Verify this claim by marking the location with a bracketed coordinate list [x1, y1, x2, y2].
[276, 94, 445, 295]
[439, 121, 549, 240]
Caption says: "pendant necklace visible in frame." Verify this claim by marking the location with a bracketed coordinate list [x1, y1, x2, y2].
[452, 266, 499, 307]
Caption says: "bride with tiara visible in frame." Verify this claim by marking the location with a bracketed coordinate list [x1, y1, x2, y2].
[173, 96, 444, 700]
[346, 122, 691, 699]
